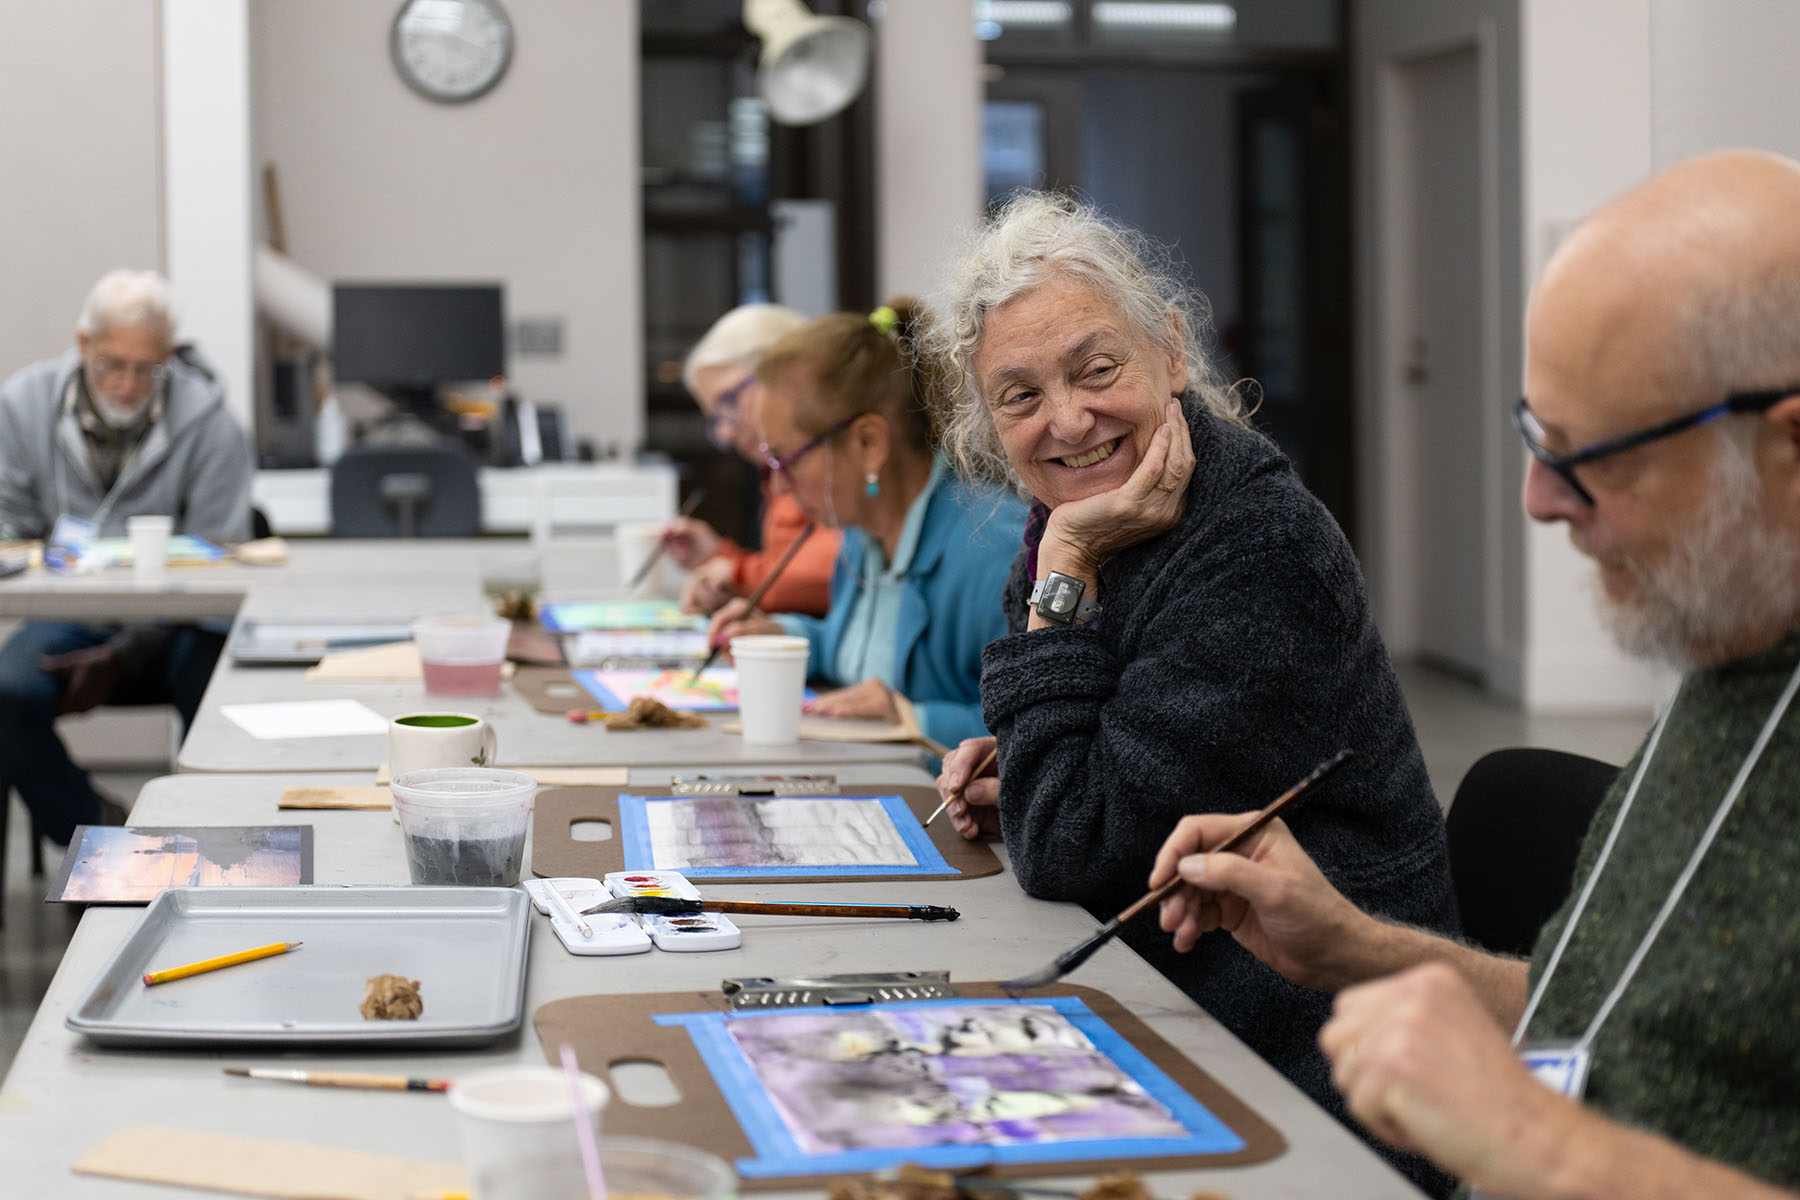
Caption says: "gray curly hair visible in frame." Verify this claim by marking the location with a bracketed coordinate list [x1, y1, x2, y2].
[925, 191, 1249, 489]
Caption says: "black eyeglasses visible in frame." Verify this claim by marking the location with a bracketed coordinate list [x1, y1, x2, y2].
[759, 413, 860, 485]
[1513, 389, 1799, 505]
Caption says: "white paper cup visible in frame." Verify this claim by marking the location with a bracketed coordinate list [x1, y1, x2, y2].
[730, 634, 809, 744]
[127, 514, 172, 587]
[615, 522, 664, 592]
[448, 1065, 609, 1200]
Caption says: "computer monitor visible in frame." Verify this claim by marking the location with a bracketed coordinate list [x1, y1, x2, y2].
[331, 283, 506, 415]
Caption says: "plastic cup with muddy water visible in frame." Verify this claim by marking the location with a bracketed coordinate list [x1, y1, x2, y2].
[448, 1064, 609, 1200]
[127, 514, 172, 587]
[412, 614, 510, 696]
[391, 767, 536, 887]
[730, 634, 810, 744]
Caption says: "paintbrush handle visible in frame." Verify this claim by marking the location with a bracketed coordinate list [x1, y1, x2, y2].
[1114, 747, 1355, 925]
[629, 896, 959, 921]
[632, 490, 708, 589]
[692, 522, 816, 684]
[923, 744, 1000, 828]
[303, 1071, 446, 1092]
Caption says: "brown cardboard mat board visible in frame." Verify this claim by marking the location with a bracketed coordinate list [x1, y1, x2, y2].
[75, 1125, 465, 1200]
[512, 665, 594, 714]
[533, 983, 1284, 1189]
[531, 785, 1000, 882]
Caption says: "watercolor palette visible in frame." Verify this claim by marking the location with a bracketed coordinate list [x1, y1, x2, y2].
[606, 870, 740, 952]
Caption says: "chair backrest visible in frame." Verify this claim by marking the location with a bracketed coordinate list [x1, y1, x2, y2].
[1446, 747, 1620, 958]
[329, 442, 480, 538]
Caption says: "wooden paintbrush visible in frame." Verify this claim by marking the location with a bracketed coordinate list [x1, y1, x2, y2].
[628, 488, 707, 591]
[923, 745, 999, 828]
[223, 1066, 448, 1092]
[1000, 748, 1355, 992]
[689, 521, 816, 684]
[580, 895, 959, 922]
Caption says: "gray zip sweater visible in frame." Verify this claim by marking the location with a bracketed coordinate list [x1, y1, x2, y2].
[0, 347, 252, 545]
[983, 405, 1458, 1148]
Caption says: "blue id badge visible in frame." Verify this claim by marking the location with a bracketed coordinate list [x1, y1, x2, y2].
[1520, 1042, 1591, 1099]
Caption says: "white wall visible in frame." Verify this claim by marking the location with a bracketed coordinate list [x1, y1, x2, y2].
[1650, 0, 1800, 165]
[873, 0, 982, 300]
[0, 2, 164, 387]
[251, 0, 642, 450]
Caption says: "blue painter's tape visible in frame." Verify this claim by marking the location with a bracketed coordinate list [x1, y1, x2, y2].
[573, 670, 627, 709]
[653, 996, 1246, 1178]
[617, 793, 657, 871]
[618, 794, 954, 876]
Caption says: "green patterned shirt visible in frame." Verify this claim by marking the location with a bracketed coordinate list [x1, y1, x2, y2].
[1523, 633, 1800, 1187]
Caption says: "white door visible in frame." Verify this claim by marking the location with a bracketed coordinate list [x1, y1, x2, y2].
[1401, 47, 1486, 680]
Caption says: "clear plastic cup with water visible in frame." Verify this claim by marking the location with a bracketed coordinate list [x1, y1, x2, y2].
[390, 767, 536, 886]
[413, 614, 510, 696]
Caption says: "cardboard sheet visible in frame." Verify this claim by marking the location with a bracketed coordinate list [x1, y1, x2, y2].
[304, 641, 518, 683]
[533, 983, 1285, 1190]
[73, 1125, 465, 1200]
[278, 785, 394, 810]
[531, 784, 999, 882]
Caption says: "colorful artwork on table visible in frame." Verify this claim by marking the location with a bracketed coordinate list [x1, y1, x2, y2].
[539, 601, 704, 633]
[567, 627, 710, 665]
[62, 535, 226, 569]
[47, 826, 314, 904]
[654, 996, 1247, 1177]
[617, 793, 952, 878]
[575, 666, 745, 712]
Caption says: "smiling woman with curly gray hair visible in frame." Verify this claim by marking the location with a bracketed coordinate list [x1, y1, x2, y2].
[928, 192, 1458, 1194]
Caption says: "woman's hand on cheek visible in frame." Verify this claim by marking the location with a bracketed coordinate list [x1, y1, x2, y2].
[1041, 400, 1194, 569]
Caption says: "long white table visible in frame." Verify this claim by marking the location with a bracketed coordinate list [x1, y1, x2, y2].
[0, 766, 1424, 1198]
[0, 538, 930, 771]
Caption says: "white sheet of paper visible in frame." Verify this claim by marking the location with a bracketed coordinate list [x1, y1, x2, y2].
[220, 699, 390, 740]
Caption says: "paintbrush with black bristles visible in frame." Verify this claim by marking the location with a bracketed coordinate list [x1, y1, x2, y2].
[580, 894, 959, 922]
[1000, 748, 1355, 992]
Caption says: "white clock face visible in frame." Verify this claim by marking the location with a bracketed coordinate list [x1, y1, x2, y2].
[391, 0, 513, 103]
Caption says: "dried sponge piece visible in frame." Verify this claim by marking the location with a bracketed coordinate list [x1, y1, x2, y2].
[603, 695, 707, 731]
[359, 974, 423, 1020]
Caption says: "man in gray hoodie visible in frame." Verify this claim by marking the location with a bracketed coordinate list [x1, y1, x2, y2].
[0, 269, 252, 842]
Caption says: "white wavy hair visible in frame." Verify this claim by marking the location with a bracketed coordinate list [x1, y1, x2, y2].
[681, 303, 808, 396]
[924, 191, 1249, 489]
[76, 269, 178, 342]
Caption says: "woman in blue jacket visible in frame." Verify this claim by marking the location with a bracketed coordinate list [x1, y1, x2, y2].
[709, 299, 1024, 748]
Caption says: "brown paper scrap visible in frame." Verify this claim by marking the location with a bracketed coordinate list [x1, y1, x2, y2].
[74, 1124, 465, 1200]
[306, 642, 517, 684]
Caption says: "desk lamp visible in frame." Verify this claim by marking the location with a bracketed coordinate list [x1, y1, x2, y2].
[743, 0, 870, 126]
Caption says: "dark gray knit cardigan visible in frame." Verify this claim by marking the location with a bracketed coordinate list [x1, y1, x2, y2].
[982, 403, 1459, 1137]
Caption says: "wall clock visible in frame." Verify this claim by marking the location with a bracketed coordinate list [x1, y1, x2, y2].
[391, 0, 514, 104]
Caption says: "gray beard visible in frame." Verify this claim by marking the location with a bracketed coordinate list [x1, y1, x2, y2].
[1594, 437, 1800, 669]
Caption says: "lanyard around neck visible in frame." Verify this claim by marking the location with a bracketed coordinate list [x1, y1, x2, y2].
[1513, 655, 1800, 1051]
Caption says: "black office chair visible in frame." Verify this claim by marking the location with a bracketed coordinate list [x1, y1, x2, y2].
[329, 443, 480, 538]
[1446, 747, 1621, 957]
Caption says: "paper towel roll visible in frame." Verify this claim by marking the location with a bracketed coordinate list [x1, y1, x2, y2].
[254, 245, 331, 348]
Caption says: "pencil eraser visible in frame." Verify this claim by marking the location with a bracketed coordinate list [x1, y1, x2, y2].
[566, 708, 590, 724]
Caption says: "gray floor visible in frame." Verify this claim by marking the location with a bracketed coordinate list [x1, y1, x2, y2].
[0, 667, 1655, 1080]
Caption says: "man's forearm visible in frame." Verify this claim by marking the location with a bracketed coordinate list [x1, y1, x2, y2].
[1538, 1103, 1797, 1200]
[1333, 918, 1530, 1025]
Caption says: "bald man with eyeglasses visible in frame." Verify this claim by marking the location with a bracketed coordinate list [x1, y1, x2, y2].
[0, 269, 251, 843]
[1143, 150, 1800, 1199]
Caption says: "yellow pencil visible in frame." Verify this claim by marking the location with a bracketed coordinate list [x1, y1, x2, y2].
[142, 941, 303, 986]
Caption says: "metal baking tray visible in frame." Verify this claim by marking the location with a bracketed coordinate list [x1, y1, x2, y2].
[225, 618, 415, 665]
[67, 886, 530, 1047]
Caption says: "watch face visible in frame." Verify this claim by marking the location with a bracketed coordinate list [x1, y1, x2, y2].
[1045, 576, 1077, 615]
[392, 0, 513, 104]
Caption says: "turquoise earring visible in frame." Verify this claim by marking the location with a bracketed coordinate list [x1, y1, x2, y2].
[865, 472, 880, 497]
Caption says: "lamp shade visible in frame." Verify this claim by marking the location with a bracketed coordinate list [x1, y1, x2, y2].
[743, 0, 870, 126]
